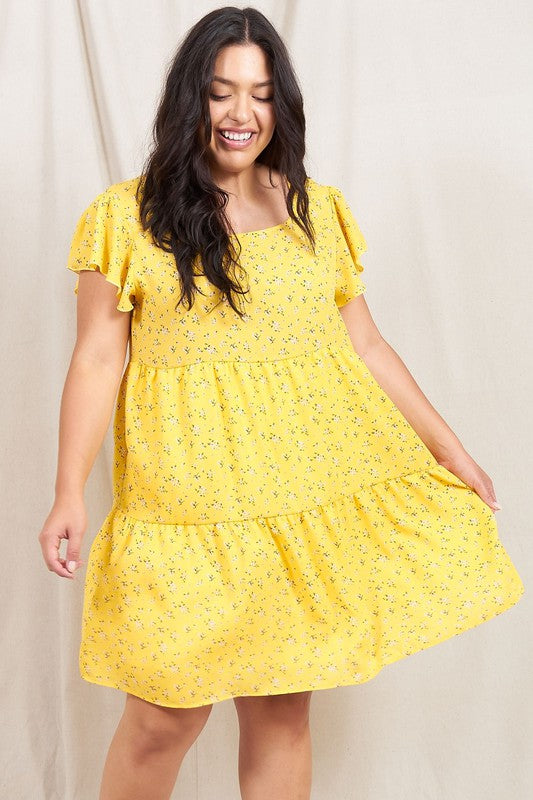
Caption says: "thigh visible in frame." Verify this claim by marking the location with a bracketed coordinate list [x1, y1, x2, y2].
[233, 691, 312, 726]
[124, 692, 213, 738]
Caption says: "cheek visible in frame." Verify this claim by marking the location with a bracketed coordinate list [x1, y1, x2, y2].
[258, 106, 276, 132]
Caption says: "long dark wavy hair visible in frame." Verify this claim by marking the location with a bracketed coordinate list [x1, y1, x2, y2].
[135, 5, 316, 318]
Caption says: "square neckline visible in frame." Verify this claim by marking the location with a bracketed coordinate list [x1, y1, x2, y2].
[230, 217, 292, 237]
[229, 176, 312, 237]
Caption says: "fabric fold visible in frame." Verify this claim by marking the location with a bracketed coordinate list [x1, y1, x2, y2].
[112, 339, 441, 525]
[79, 463, 525, 708]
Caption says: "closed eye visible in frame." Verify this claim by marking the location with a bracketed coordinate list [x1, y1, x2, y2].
[209, 93, 273, 102]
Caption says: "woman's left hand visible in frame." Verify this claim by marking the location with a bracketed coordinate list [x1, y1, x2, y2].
[436, 450, 502, 514]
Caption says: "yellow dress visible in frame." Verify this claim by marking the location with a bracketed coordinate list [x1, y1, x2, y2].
[66, 176, 525, 708]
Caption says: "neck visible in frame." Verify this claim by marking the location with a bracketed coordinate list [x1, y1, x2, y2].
[209, 162, 269, 201]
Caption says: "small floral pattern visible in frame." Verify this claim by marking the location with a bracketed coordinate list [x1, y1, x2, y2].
[66, 176, 525, 708]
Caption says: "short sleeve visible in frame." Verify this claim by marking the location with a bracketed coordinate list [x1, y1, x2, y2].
[66, 188, 136, 312]
[328, 185, 367, 307]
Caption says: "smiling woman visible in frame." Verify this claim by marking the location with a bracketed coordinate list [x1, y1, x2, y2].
[205, 46, 290, 232]
[42, 4, 525, 800]
[127, 10, 315, 318]
[208, 56, 272, 153]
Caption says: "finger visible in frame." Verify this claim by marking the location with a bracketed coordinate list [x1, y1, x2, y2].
[478, 490, 502, 513]
[59, 558, 83, 575]
[65, 540, 83, 574]
[41, 534, 78, 579]
[59, 557, 84, 571]
[49, 558, 76, 578]
[48, 550, 75, 578]
[484, 480, 502, 512]
[469, 475, 500, 513]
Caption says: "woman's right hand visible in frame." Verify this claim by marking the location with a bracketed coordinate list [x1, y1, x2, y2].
[38, 496, 87, 579]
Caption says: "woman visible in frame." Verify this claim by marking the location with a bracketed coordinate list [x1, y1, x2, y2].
[38, 6, 524, 800]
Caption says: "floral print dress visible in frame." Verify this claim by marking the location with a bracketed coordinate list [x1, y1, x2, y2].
[66, 175, 525, 708]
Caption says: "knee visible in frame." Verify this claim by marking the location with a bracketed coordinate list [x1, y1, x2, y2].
[124, 694, 213, 757]
[234, 691, 312, 736]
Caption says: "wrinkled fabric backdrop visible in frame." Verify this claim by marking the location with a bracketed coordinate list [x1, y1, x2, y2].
[2, 1, 531, 798]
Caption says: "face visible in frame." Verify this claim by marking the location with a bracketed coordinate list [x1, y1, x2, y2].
[205, 44, 276, 174]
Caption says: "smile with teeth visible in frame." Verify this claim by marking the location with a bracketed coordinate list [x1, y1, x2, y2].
[219, 130, 254, 141]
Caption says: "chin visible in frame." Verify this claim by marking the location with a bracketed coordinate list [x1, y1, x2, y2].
[209, 149, 262, 169]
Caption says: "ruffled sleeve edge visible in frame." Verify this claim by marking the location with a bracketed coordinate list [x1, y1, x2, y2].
[66, 188, 136, 313]
[326, 184, 368, 273]
[326, 184, 368, 306]
[69, 268, 135, 313]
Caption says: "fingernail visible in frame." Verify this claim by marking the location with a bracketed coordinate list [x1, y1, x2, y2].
[67, 561, 77, 572]
[492, 503, 502, 511]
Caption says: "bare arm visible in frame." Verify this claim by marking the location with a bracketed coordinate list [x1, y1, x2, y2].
[39, 271, 131, 578]
[339, 294, 464, 462]
[339, 294, 501, 511]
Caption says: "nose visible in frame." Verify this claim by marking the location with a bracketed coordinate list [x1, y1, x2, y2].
[228, 94, 253, 124]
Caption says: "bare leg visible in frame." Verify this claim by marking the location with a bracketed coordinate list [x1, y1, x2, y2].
[98, 693, 213, 800]
[234, 691, 313, 800]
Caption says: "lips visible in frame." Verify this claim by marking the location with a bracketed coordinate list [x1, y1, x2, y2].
[218, 128, 257, 134]
[216, 129, 257, 148]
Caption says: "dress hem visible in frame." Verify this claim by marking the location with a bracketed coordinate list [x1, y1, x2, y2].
[79, 580, 524, 709]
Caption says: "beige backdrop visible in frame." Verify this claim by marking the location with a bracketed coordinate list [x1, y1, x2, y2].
[2, 0, 531, 798]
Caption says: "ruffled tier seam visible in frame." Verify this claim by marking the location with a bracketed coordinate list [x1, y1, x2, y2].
[127, 336, 354, 372]
[112, 462, 454, 529]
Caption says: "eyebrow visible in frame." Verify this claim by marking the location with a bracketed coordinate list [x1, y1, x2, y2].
[212, 76, 274, 88]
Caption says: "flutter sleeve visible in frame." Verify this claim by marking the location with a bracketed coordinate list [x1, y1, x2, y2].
[66, 187, 136, 312]
[328, 185, 367, 307]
